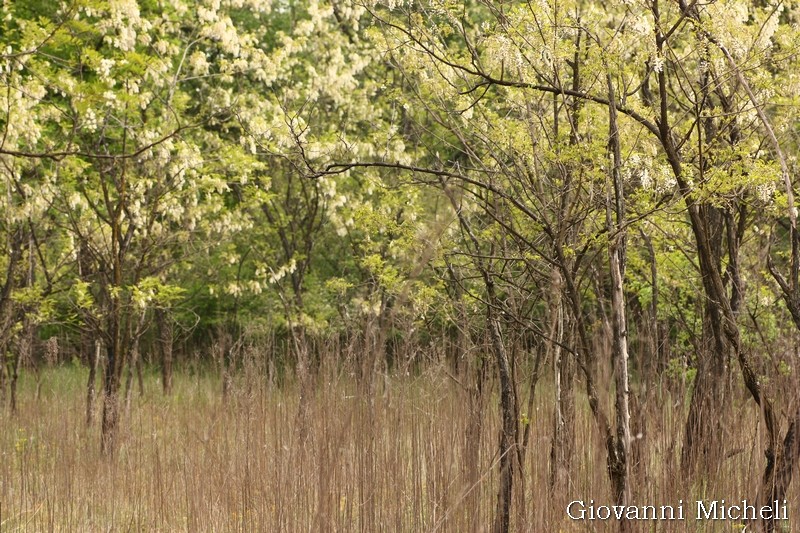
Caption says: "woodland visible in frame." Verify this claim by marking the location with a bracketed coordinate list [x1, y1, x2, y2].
[1, 0, 800, 531]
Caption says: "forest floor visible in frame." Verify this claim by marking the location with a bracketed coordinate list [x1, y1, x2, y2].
[0, 363, 794, 532]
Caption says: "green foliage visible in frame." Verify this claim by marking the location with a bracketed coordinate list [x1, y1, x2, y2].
[130, 278, 186, 309]
[665, 357, 697, 384]
[0, 0, 798, 407]
[70, 281, 95, 312]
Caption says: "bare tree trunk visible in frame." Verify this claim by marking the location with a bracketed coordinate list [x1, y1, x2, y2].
[658, 7, 790, 525]
[607, 232, 632, 509]
[757, 271, 800, 531]
[466, 353, 486, 533]
[101, 342, 122, 454]
[0, 228, 23, 413]
[549, 271, 574, 493]
[757, 407, 800, 532]
[640, 230, 661, 375]
[136, 355, 144, 396]
[86, 338, 100, 426]
[123, 310, 148, 415]
[218, 330, 232, 401]
[124, 340, 140, 415]
[9, 319, 32, 414]
[292, 324, 312, 443]
[78, 241, 98, 426]
[11, 234, 37, 414]
[520, 336, 544, 457]
[605, 75, 632, 531]
[682, 206, 727, 475]
[157, 308, 173, 395]
[101, 295, 126, 454]
[9, 354, 20, 414]
[0, 341, 6, 408]
[606, 246, 631, 501]
[488, 307, 517, 533]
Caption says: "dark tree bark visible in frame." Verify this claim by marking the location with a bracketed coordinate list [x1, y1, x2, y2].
[85, 337, 100, 426]
[0, 228, 24, 412]
[9, 319, 31, 414]
[682, 206, 728, 474]
[157, 308, 174, 395]
[488, 305, 516, 533]
[100, 302, 124, 454]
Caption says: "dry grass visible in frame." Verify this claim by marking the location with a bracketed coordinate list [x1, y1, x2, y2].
[0, 362, 796, 532]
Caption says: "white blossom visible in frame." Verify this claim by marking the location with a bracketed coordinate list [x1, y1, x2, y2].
[652, 56, 665, 73]
[188, 51, 210, 75]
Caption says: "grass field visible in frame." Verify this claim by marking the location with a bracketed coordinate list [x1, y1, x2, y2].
[0, 363, 795, 532]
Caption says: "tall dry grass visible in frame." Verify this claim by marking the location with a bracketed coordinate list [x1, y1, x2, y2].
[0, 357, 795, 532]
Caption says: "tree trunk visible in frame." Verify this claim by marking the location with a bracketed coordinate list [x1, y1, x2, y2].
[86, 338, 100, 427]
[682, 205, 728, 474]
[0, 229, 23, 412]
[488, 308, 516, 533]
[549, 271, 574, 493]
[605, 77, 632, 530]
[466, 346, 486, 533]
[441, 181, 518, 533]
[101, 299, 125, 454]
[607, 231, 632, 514]
[9, 322, 29, 414]
[0, 341, 6, 408]
[640, 230, 661, 376]
[137, 355, 144, 396]
[101, 345, 122, 454]
[757, 274, 800, 532]
[124, 339, 140, 415]
[757, 408, 800, 532]
[292, 324, 312, 443]
[157, 308, 173, 395]
[219, 330, 232, 401]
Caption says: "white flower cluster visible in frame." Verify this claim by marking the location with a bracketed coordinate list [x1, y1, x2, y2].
[17, 178, 56, 220]
[201, 17, 242, 56]
[352, 296, 382, 316]
[83, 108, 98, 132]
[211, 210, 253, 234]
[756, 3, 784, 50]
[1, 78, 46, 148]
[625, 154, 676, 194]
[651, 56, 665, 74]
[101, 0, 151, 52]
[364, 0, 411, 8]
[188, 51, 210, 76]
[268, 258, 297, 284]
[97, 58, 115, 86]
[705, 0, 752, 58]
[484, 34, 525, 72]
[756, 182, 776, 203]
[629, 14, 653, 37]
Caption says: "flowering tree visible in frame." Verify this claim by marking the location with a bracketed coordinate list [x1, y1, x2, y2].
[4, 2, 800, 531]
[292, 0, 800, 530]
[1, 0, 270, 448]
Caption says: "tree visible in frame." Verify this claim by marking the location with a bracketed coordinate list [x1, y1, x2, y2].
[296, 0, 800, 530]
[297, 2, 641, 528]
[1, 0, 264, 449]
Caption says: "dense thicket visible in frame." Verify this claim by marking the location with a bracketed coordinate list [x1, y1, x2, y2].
[2, 0, 800, 530]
